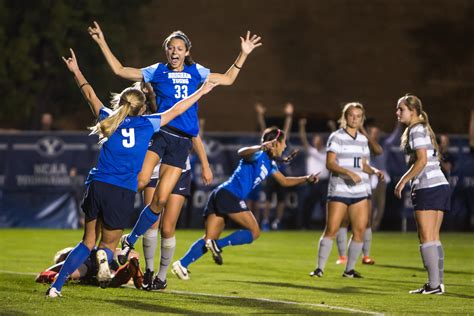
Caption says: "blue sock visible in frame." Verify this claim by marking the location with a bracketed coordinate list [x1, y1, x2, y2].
[98, 247, 114, 263]
[127, 205, 160, 245]
[51, 242, 90, 291]
[180, 239, 207, 268]
[216, 230, 254, 249]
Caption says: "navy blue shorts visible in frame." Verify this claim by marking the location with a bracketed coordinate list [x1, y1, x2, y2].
[204, 187, 249, 218]
[327, 196, 368, 206]
[412, 185, 451, 212]
[81, 181, 136, 229]
[146, 170, 192, 197]
[148, 129, 192, 169]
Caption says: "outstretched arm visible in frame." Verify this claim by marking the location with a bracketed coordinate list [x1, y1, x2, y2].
[159, 81, 217, 126]
[272, 170, 319, 187]
[88, 21, 143, 81]
[62, 49, 102, 117]
[208, 31, 262, 86]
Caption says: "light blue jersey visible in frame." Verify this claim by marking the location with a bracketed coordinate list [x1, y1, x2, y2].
[219, 151, 278, 200]
[86, 107, 161, 191]
[141, 63, 209, 136]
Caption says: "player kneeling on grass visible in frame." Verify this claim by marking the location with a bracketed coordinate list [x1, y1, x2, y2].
[171, 127, 319, 280]
[36, 247, 144, 289]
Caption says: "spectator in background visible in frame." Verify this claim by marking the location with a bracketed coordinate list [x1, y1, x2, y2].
[437, 134, 454, 179]
[40, 112, 57, 131]
[255, 102, 295, 230]
[298, 118, 329, 229]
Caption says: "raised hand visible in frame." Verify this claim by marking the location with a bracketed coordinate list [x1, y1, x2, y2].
[284, 102, 294, 116]
[61, 48, 79, 73]
[88, 21, 105, 43]
[255, 102, 266, 114]
[240, 31, 263, 55]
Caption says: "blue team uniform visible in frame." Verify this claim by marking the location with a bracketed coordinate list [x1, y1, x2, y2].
[141, 63, 209, 169]
[204, 151, 278, 217]
[142, 63, 209, 136]
[82, 107, 161, 229]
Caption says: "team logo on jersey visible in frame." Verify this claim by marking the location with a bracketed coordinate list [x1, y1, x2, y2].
[37, 136, 65, 158]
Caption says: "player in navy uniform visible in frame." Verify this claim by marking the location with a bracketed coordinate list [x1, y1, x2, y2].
[46, 49, 216, 298]
[87, 22, 262, 264]
[394, 95, 450, 295]
[171, 127, 319, 280]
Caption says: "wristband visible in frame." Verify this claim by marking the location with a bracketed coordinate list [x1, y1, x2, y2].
[79, 82, 90, 89]
[233, 63, 242, 70]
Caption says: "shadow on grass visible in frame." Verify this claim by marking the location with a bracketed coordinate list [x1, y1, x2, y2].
[0, 310, 29, 316]
[224, 280, 384, 295]
[375, 264, 473, 276]
[102, 295, 351, 314]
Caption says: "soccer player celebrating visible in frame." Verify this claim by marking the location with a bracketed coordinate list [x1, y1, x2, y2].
[171, 127, 319, 280]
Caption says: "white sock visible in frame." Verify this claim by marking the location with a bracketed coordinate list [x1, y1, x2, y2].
[143, 228, 158, 271]
[317, 237, 333, 271]
[157, 236, 176, 281]
[362, 228, 372, 257]
[336, 227, 348, 257]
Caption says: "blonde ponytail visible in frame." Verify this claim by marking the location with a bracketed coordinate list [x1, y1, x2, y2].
[399, 95, 440, 159]
[89, 87, 145, 144]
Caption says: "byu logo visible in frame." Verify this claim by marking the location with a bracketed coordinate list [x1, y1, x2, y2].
[37, 136, 65, 157]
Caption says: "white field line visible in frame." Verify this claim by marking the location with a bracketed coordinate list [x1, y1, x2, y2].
[1, 270, 383, 315]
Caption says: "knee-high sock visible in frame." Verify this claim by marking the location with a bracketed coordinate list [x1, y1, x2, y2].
[336, 228, 347, 257]
[127, 205, 160, 246]
[216, 230, 253, 249]
[157, 236, 176, 281]
[51, 242, 90, 291]
[362, 228, 372, 257]
[345, 238, 363, 272]
[143, 228, 158, 271]
[317, 237, 333, 271]
[180, 239, 207, 268]
[435, 240, 444, 285]
[421, 242, 440, 288]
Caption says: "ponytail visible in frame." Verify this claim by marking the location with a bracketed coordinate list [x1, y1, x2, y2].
[89, 87, 145, 144]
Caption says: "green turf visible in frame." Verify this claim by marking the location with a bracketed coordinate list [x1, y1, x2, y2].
[0, 229, 472, 315]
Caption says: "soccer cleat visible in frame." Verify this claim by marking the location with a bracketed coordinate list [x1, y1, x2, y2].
[171, 261, 190, 280]
[271, 219, 281, 230]
[141, 269, 154, 291]
[342, 269, 363, 278]
[117, 234, 134, 265]
[45, 287, 62, 298]
[409, 283, 443, 295]
[309, 268, 323, 278]
[205, 239, 223, 265]
[362, 256, 375, 265]
[96, 249, 112, 289]
[128, 257, 144, 289]
[151, 276, 167, 290]
[36, 271, 58, 284]
[440, 283, 445, 293]
[336, 256, 347, 265]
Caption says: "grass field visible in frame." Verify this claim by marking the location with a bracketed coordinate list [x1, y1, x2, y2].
[0, 229, 473, 315]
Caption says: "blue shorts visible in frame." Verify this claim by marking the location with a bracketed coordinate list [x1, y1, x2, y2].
[204, 187, 249, 218]
[146, 170, 192, 197]
[412, 185, 451, 212]
[148, 128, 192, 169]
[81, 181, 136, 229]
[327, 196, 368, 206]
